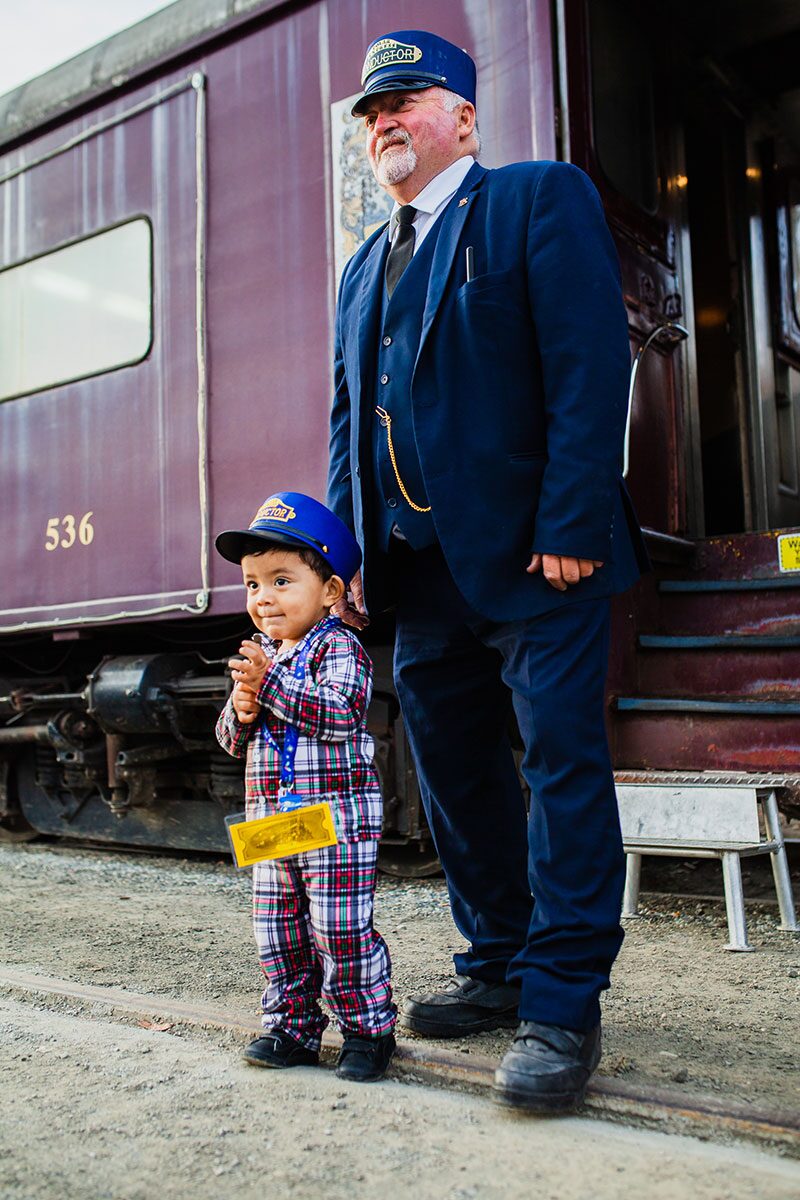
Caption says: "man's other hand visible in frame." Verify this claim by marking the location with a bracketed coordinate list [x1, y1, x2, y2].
[331, 569, 370, 630]
[526, 553, 604, 592]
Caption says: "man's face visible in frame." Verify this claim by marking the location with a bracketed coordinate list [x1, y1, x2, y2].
[362, 89, 466, 193]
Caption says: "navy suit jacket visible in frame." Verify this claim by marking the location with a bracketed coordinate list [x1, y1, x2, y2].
[327, 159, 648, 621]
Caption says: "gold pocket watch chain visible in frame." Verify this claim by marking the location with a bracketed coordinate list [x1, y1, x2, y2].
[375, 406, 432, 513]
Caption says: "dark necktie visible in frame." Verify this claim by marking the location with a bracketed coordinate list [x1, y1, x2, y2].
[385, 205, 417, 298]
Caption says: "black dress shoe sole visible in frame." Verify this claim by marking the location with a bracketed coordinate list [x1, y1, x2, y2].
[491, 1079, 588, 1113]
[492, 1031, 601, 1113]
[242, 1050, 319, 1069]
[399, 1009, 519, 1038]
[334, 1062, 391, 1083]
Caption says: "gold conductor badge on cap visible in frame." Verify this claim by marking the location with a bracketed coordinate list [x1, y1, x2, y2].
[252, 497, 296, 524]
[362, 37, 422, 83]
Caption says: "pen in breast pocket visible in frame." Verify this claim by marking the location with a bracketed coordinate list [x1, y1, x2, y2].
[465, 246, 474, 282]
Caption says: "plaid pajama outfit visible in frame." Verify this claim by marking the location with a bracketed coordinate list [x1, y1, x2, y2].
[216, 617, 395, 1049]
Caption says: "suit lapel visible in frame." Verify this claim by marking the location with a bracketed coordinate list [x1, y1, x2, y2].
[415, 161, 488, 371]
[356, 227, 390, 389]
[340, 225, 389, 456]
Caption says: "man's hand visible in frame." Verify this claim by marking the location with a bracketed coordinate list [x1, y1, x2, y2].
[331, 569, 370, 630]
[229, 639, 271, 691]
[231, 681, 260, 724]
[527, 553, 604, 592]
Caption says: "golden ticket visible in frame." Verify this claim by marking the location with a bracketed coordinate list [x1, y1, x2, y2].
[225, 802, 338, 868]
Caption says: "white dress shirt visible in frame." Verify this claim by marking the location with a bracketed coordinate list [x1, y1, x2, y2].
[383, 156, 475, 543]
[388, 156, 475, 253]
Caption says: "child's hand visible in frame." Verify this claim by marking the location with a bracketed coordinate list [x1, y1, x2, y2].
[232, 681, 260, 724]
[229, 639, 271, 692]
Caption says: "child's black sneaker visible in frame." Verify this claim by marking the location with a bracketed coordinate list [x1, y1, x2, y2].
[336, 1032, 396, 1082]
[243, 1030, 319, 1069]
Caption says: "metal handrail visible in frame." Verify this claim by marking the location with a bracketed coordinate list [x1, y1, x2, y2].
[624, 321, 689, 478]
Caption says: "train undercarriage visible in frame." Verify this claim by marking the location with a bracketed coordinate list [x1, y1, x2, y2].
[0, 622, 438, 876]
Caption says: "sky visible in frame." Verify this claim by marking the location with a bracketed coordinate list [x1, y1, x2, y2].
[0, 0, 178, 97]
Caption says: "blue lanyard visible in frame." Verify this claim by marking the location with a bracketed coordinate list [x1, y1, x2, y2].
[261, 615, 341, 802]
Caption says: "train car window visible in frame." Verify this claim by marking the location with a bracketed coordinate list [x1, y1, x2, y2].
[773, 167, 800, 363]
[791, 179, 800, 326]
[588, 0, 659, 214]
[0, 218, 152, 402]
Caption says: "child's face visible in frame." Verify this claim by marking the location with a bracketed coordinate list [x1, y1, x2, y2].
[241, 549, 343, 646]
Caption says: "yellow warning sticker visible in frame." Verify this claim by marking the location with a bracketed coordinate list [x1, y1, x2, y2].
[225, 803, 338, 868]
[777, 533, 800, 573]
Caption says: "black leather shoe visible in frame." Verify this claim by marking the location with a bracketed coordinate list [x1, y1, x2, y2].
[399, 975, 521, 1038]
[336, 1032, 396, 1082]
[242, 1030, 320, 1069]
[492, 1020, 601, 1112]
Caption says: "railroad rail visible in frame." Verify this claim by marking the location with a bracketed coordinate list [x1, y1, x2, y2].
[1, 966, 797, 1157]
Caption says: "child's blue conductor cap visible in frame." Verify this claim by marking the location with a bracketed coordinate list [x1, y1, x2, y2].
[351, 30, 476, 116]
[215, 492, 362, 582]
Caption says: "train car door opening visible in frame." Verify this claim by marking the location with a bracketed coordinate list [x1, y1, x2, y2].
[559, 0, 800, 543]
[684, 91, 753, 536]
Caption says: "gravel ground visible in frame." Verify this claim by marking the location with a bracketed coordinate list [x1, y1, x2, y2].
[3, 995, 800, 1200]
[1, 841, 799, 1119]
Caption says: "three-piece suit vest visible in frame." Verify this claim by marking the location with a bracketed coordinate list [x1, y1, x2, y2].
[371, 216, 443, 551]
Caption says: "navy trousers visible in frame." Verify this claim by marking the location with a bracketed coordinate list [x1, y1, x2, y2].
[390, 542, 625, 1032]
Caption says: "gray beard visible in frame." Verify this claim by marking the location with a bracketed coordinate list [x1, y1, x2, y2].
[373, 141, 417, 186]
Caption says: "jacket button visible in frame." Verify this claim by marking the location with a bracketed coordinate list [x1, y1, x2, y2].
[380, 373, 389, 384]
[383, 335, 392, 346]
[388, 498, 397, 508]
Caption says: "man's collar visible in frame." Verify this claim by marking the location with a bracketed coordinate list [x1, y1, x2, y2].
[389, 156, 475, 230]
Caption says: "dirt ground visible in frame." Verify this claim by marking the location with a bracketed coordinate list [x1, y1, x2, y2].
[2, 842, 799, 1114]
[5, 993, 800, 1200]
[1, 842, 800, 1196]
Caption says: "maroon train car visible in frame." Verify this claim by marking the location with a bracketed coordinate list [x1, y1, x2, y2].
[1, 0, 799, 868]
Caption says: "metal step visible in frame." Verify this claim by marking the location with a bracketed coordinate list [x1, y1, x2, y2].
[653, 585, 800, 637]
[640, 634, 800, 649]
[636, 641, 800, 701]
[660, 578, 800, 592]
[613, 706, 800, 776]
[614, 768, 800, 789]
[617, 697, 800, 715]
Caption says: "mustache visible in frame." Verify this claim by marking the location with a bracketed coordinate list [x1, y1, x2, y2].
[376, 130, 413, 157]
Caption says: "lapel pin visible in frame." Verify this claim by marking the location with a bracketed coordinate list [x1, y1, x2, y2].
[458, 197, 469, 207]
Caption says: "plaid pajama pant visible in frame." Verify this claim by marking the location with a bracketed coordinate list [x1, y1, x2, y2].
[252, 838, 396, 1050]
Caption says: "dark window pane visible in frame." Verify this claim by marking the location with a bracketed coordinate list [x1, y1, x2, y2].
[790, 177, 800, 326]
[589, 0, 659, 213]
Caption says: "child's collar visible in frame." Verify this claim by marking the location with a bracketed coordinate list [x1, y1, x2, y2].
[269, 613, 341, 662]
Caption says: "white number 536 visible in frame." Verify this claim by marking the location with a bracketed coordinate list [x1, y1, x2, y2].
[44, 512, 94, 550]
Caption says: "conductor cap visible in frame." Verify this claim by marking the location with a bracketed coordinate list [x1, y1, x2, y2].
[351, 30, 476, 117]
[215, 492, 362, 583]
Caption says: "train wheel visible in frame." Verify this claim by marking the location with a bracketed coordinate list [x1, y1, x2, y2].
[378, 841, 441, 878]
[0, 761, 38, 843]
